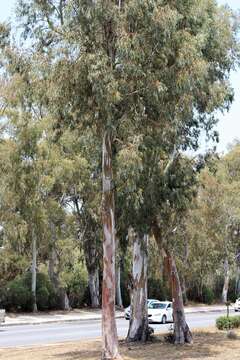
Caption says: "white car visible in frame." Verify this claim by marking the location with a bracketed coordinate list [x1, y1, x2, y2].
[234, 298, 240, 312]
[148, 301, 173, 324]
[125, 299, 160, 320]
[124, 299, 173, 324]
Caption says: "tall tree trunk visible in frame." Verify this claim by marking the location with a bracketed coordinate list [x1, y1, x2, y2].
[182, 239, 189, 305]
[222, 257, 229, 303]
[31, 229, 38, 313]
[165, 252, 192, 344]
[58, 288, 70, 310]
[101, 130, 121, 360]
[74, 198, 100, 309]
[152, 222, 192, 344]
[235, 265, 240, 296]
[48, 245, 59, 289]
[127, 233, 149, 342]
[116, 260, 123, 308]
[181, 276, 188, 306]
[89, 266, 100, 308]
[49, 223, 70, 311]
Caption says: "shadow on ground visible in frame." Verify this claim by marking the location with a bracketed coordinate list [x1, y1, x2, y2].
[53, 331, 239, 360]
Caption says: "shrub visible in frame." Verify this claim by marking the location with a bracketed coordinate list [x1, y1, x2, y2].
[36, 287, 50, 311]
[66, 264, 88, 308]
[24, 272, 57, 310]
[2, 277, 32, 311]
[0, 272, 57, 312]
[216, 315, 240, 330]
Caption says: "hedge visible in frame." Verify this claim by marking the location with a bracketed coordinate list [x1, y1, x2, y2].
[216, 315, 240, 330]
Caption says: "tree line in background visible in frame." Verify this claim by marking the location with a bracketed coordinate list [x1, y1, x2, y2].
[0, 0, 240, 359]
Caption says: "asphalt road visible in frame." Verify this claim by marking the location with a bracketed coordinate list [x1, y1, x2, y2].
[0, 310, 234, 348]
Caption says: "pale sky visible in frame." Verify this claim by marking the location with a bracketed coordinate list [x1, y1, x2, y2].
[0, 0, 239, 153]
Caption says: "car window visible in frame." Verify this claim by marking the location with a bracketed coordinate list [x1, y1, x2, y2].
[149, 303, 167, 309]
[167, 304, 172, 309]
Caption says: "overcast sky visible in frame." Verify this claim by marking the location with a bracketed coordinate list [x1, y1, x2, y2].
[0, 0, 239, 153]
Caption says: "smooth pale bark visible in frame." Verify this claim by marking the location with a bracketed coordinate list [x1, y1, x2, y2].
[165, 253, 192, 344]
[222, 258, 230, 303]
[31, 229, 38, 313]
[58, 288, 70, 310]
[116, 261, 123, 308]
[89, 266, 100, 308]
[127, 233, 149, 342]
[101, 130, 121, 360]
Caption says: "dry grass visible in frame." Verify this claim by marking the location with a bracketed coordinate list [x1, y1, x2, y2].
[0, 329, 240, 360]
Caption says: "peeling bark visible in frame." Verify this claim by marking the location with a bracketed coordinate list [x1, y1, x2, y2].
[152, 222, 192, 344]
[31, 228, 38, 313]
[165, 253, 192, 344]
[222, 257, 229, 303]
[101, 130, 121, 360]
[127, 233, 149, 343]
[89, 266, 100, 308]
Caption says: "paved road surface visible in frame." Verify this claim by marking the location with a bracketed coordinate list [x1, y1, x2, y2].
[0, 310, 234, 348]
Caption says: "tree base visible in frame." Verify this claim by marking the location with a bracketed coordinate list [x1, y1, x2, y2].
[174, 324, 193, 345]
[127, 325, 154, 343]
[101, 351, 122, 360]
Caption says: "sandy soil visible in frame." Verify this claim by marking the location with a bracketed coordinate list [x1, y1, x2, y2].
[0, 329, 240, 360]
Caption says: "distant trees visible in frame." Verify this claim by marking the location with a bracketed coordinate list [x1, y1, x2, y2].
[0, 0, 239, 357]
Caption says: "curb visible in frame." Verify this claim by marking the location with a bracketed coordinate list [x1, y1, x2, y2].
[1, 314, 124, 327]
[1, 308, 232, 327]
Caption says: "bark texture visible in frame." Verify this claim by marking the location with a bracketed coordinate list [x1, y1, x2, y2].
[222, 257, 229, 303]
[31, 229, 38, 313]
[89, 266, 100, 308]
[152, 222, 192, 344]
[116, 261, 123, 308]
[165, 253, 192, 344]
[101, 130, 121, 360]
[127, 233, 149, 342]
[74, 198, 100, 308]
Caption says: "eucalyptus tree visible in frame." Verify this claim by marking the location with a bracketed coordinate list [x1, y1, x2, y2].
[115, 0, 239, 343]
[12, 0, 240, 354]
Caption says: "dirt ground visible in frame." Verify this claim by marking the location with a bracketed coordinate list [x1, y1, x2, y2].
[1, 329, 240, 360]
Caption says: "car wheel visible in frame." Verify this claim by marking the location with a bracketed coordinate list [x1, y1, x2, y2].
[162, 315, 167, 324]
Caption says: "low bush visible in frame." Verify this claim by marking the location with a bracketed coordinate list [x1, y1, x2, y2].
[2, 277, 32, 311]
[216, 315, 240, 330]
[66, 264, 88, 308]
[0, 272, 57, 312]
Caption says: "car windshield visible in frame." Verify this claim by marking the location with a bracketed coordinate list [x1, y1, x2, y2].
[148, 302, 167, 309]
